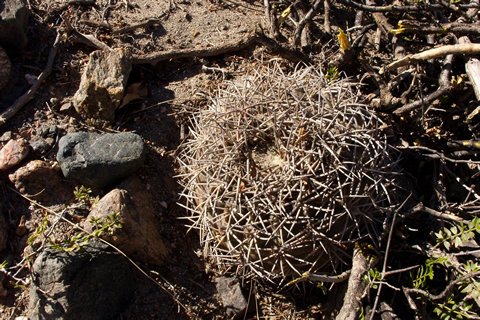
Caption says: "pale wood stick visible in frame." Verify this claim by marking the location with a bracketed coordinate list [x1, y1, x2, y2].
[382, 43, 480, 73]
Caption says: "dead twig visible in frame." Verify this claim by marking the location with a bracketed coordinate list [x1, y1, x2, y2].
[391, 21, 480, 36]
[383, 43, 480, 73]
[293, 0, 322, 46]
[403, 202, 464, 222]
[113, 17, 164, 34]
[459, 36, 480, 100]
[0, 32, 61, 126]
[392, 54, 454, 116]
[133, 32, 308, 65]
[335, 0, 480, 12]
[69, 29, 112, 51]
[403, 270, 480, 301]
[264, 0, 280, 40]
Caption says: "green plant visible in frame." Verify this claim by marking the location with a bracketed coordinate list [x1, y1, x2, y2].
[435, 216, 480, 250]
[27, 215, 49, 245]
[433, 294, 476, 320]
[364, 267, 382, 289]
[408, 221, 480, 319]
[325, 66, 340, 82]
[409, 258, 442, 290]
[49, 212, 123, 253]
[74, 185, 99, 206]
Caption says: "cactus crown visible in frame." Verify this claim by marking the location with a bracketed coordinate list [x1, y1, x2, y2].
[178, 61, 405, 284]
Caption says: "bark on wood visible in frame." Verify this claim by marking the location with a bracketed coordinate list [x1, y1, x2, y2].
[383, 43, 480, 73]
[335, 248, 368, 320]
[459, 36, 480, 100]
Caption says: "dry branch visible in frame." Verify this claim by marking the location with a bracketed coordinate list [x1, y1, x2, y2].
[336, 0, 480, 12]
[70, 29, 112, 51]
[392, 54, 454, 116]
[459, 36, 480, 100]
[132, 32, 308, 65]
[113, 17, 163, 34]
[404, 271, 480, 301]
[0, 32, 61, 126]
[293, 0, 323, 45]
[335, 248, 368, 320]
[391, 21, 480, 35]
[264, 0, 280, 40]
[383, 43, 480, 73]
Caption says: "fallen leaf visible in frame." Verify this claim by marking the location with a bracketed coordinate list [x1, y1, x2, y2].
[118, 82, 148, 109]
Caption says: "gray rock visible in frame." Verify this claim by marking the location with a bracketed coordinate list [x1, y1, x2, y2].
[28, 241, 133, 320]
[73, 48, 132, 124]
[30, 137, 54, 155]
[83, 176, 168, 266]
[216, 277, 249, 319]
[56, 132, 145, 189]
[0, 0, 29, 51]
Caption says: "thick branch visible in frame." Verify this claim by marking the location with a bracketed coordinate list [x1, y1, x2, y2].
[132, 33, 308, 65]
[383, 44, 480, 73]
[335, 248, 368, 320]
[392, 54, 453, 116]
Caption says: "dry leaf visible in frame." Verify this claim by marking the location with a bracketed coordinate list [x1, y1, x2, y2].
[118, 82, 148, 109]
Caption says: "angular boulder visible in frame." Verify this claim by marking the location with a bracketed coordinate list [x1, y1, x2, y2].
[56, 132, 146, 189]
[83, 176, 168, 266]
[0, 0, 29, 52]
[28, 241, 133, 320]
[73, 48, 132, 124]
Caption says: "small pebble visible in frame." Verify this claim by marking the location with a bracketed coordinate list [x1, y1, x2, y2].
[0, 139, 29, 171]
[0, 131, 12, 142]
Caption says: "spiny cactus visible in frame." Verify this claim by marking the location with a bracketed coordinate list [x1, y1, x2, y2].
[178, 61, 405, 284]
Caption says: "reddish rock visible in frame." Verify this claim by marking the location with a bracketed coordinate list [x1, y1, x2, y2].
[83, 176, 168, 266]
[0, 139, 29, 170]
[9, 160, 74, 205]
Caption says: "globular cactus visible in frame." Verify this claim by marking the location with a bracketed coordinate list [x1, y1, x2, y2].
[178, 61, 405, 283]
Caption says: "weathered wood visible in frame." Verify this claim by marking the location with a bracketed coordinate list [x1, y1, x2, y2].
[459, 36, 480, 100]
[335, 248, 368, 320]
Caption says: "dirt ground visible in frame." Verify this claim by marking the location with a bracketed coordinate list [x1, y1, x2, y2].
[1, 0, 480, 319]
